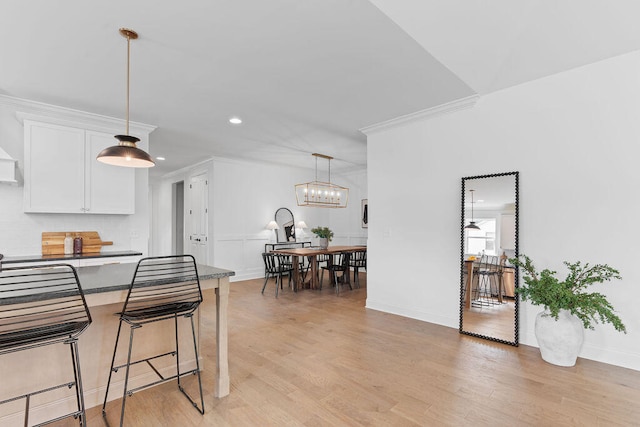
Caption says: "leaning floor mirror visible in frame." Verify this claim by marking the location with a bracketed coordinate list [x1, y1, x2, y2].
[459, 171, 519, 346]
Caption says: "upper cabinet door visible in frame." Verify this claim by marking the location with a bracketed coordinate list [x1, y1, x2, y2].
[85, 131, 135, 214]
[23, 121, 136, 215]
[23, 121, 85, 213]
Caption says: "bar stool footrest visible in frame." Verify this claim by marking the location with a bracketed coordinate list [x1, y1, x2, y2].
[125, 368, 200, 396]
[31, 410, 83, 427]
[112, 350, 177, 372]
[0, 381, 76, 405]
[0, 381, 83, 427]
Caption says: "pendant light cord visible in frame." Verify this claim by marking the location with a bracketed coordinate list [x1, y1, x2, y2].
[470, 190, 475, 222]
[125, 33, 131, 136]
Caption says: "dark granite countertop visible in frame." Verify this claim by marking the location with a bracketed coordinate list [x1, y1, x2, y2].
[76, 262, 235, 294]
[1, 250, 143, 264]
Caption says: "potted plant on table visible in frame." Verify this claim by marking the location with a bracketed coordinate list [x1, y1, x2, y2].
[510, 255, 626, 367]
[310, 226, 333, 249]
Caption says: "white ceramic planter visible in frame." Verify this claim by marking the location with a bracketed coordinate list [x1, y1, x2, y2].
[535, 309, 584, 367]
[319, 237, 329, 249]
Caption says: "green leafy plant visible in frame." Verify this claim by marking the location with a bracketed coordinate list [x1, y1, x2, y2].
[310, 226, 333, 241]
[510, 255, 626, 333]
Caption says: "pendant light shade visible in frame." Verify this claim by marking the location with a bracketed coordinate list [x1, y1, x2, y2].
[465, 221, 481, 230]
[97, 28, 154, 168]
[295, 153, 349, 208]
[465, 189, 481, 230]
[97, 135, 154, 167]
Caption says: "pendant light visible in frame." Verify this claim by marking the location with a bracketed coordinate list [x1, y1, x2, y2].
[97, 28, 154, 168]
[295, 153, 349, 208]
[465, 189, 481, 230]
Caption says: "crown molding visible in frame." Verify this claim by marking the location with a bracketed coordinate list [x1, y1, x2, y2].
[359, 94, 480, 136]
[0, 94, 156, 135]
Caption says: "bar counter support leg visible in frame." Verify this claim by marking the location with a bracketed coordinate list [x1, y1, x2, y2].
[215, 281, 230, 397]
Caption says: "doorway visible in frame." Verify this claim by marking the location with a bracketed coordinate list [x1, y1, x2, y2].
[172, 181, 184, 255]
[187, 173, 209, 264]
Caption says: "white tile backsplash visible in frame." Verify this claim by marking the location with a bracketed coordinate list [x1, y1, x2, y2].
[1, 183, 146, 256]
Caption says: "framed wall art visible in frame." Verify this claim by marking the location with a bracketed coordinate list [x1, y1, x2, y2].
[361, 199, 368, 228]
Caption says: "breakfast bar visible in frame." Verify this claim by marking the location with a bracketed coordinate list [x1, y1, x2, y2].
[0, 261, 234, 425]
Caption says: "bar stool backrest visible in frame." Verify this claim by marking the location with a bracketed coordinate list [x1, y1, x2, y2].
[121, 255, 202, 322]
[0, 263, 91, 355]
[331, 252, 349, 270]
[262, 252, 279, 274]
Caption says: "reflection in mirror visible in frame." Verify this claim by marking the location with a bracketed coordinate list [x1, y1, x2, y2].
[459, 172, 519, 346]
[275, 208, 296, 243]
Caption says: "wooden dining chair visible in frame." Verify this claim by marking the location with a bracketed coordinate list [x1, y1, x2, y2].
[320, 252, 351, 295]
[262, 252, 293, 297]
[348, 250, 367, 288]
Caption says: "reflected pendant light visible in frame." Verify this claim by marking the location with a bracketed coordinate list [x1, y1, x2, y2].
[295, 153, 349, 208]
[465, 189, 481, 230]
[97, 28, 154, 168]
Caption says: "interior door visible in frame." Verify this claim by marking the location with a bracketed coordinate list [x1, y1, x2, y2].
[187, 173, 208, 264]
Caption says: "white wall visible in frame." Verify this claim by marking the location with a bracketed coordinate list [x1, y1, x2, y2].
[366, 51, 640, 370]
[151, 156, 367, 281]
[0, 99, 151, 257]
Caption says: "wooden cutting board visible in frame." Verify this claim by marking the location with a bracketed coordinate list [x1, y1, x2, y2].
[42, 231, 113, 255]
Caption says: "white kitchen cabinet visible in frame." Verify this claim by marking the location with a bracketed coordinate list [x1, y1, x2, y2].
[85, 130, 135, 214]
[23, 120, 135, 214]
[500, 213, 516, 250]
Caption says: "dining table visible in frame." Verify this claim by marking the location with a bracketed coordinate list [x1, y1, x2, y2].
[273, 245, 366, 291]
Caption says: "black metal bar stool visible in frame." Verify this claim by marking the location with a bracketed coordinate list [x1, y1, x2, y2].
[101, 255, 205, 426]
[0, 263, 92, 426]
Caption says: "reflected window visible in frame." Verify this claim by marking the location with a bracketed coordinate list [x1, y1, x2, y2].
[466, 219, 496, 255]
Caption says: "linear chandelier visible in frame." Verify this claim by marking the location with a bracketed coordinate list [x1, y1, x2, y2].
[295, 153, 349, 208]
[97, 28, 154, 168]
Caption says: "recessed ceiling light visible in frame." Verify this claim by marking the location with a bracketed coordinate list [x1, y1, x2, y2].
[229, 116, 242, 125]
[477, 199, 485, 203]
[156, 156, 165, 161]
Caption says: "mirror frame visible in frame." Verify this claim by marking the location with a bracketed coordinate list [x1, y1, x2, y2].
[275, 207, 296, 243]
[459, 171, 519, 346]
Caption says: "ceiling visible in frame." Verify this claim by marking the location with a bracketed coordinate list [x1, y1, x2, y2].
[2, 1, 640, 178]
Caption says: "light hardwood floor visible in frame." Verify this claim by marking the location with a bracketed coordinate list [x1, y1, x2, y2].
[53, 273, 640, 426]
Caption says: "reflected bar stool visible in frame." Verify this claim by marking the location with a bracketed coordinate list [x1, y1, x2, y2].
[0, 263, 92, 426]
[473, 255, 500, 308]
[102, 255, 205, 426]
